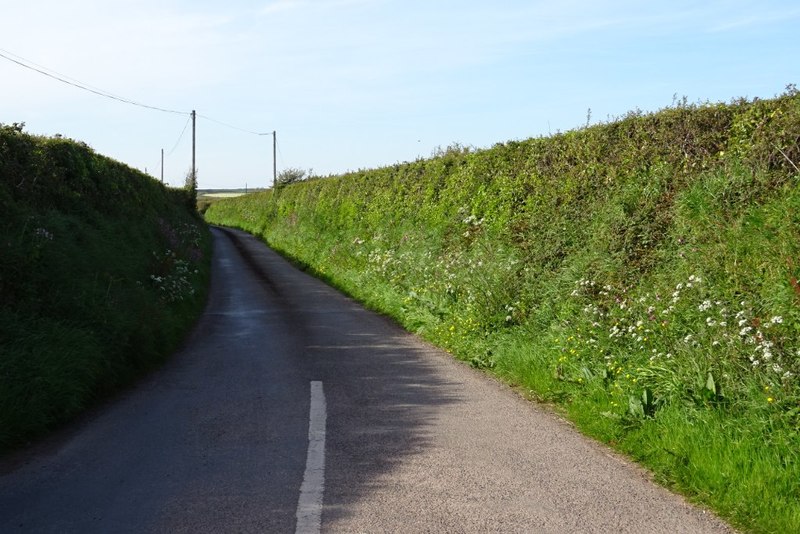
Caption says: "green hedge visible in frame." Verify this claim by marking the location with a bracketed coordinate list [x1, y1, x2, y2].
[206, 91, 800, 532]
[0, 124, 211, 449]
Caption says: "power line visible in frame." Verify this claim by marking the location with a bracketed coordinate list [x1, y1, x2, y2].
[197, 113, 270, 136]
[0, 48, 188, 116]
[166, 116, 192, 156]
[0, 48, 275, 137]
[1, 47, 277, 185]
[148, 117, 191, 182]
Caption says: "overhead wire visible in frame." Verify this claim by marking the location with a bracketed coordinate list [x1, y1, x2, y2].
[276, 137, 285, 168]
[196, 113, 270, 136]
[148, 120, 186, 180]
[0, 48, 188, 116]
[166, 116, 192, 156]
[1, 47, 277, 184]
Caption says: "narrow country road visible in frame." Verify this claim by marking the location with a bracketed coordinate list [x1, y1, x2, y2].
[0, 227, 734, 533]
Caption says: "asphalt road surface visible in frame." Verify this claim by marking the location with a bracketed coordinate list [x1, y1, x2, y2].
[0, 227, 735, 533]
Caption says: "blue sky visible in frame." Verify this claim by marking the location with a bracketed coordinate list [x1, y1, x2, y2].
[1, 0, 798, 189]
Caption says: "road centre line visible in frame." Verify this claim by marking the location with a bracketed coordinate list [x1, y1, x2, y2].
[295, 381, 327, 534]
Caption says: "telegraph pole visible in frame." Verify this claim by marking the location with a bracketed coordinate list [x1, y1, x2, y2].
[191, 110, 196, 184]
[160, 148, 164, 184]
[259, 130, 278, 188]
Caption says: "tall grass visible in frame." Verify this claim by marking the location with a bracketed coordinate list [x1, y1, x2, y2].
[205, 90, 800, 533]
[0, 124, 211, 450]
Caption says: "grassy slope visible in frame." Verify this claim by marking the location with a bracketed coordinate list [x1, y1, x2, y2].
[205, 92, 800, 533]
[0, 125, 211, 450]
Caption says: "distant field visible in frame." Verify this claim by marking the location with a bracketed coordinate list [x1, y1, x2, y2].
[200, 192, 247, 199]
[196, 189, 265, 214]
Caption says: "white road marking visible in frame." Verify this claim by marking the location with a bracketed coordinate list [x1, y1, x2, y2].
[295, 381, 327, 534]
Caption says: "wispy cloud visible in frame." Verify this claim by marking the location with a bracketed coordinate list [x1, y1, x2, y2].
[259, 0, 374, 16]
[260, 0, 307, 15]
[708, 7, 800, 32]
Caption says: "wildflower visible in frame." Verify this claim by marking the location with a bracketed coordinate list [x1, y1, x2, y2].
[770, 316, 783, 325]
[767, 397, 774, 403]
[706, 317, 717, 327]
[698, 300, 712, 312]
[739, 326, 752, 337]
[34, 227, 54, 240]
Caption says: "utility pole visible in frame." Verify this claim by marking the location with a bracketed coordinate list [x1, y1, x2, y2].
[259, 130, 278, 188]
[160, 148, 164, 184]
[191, 110, 196, 185]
